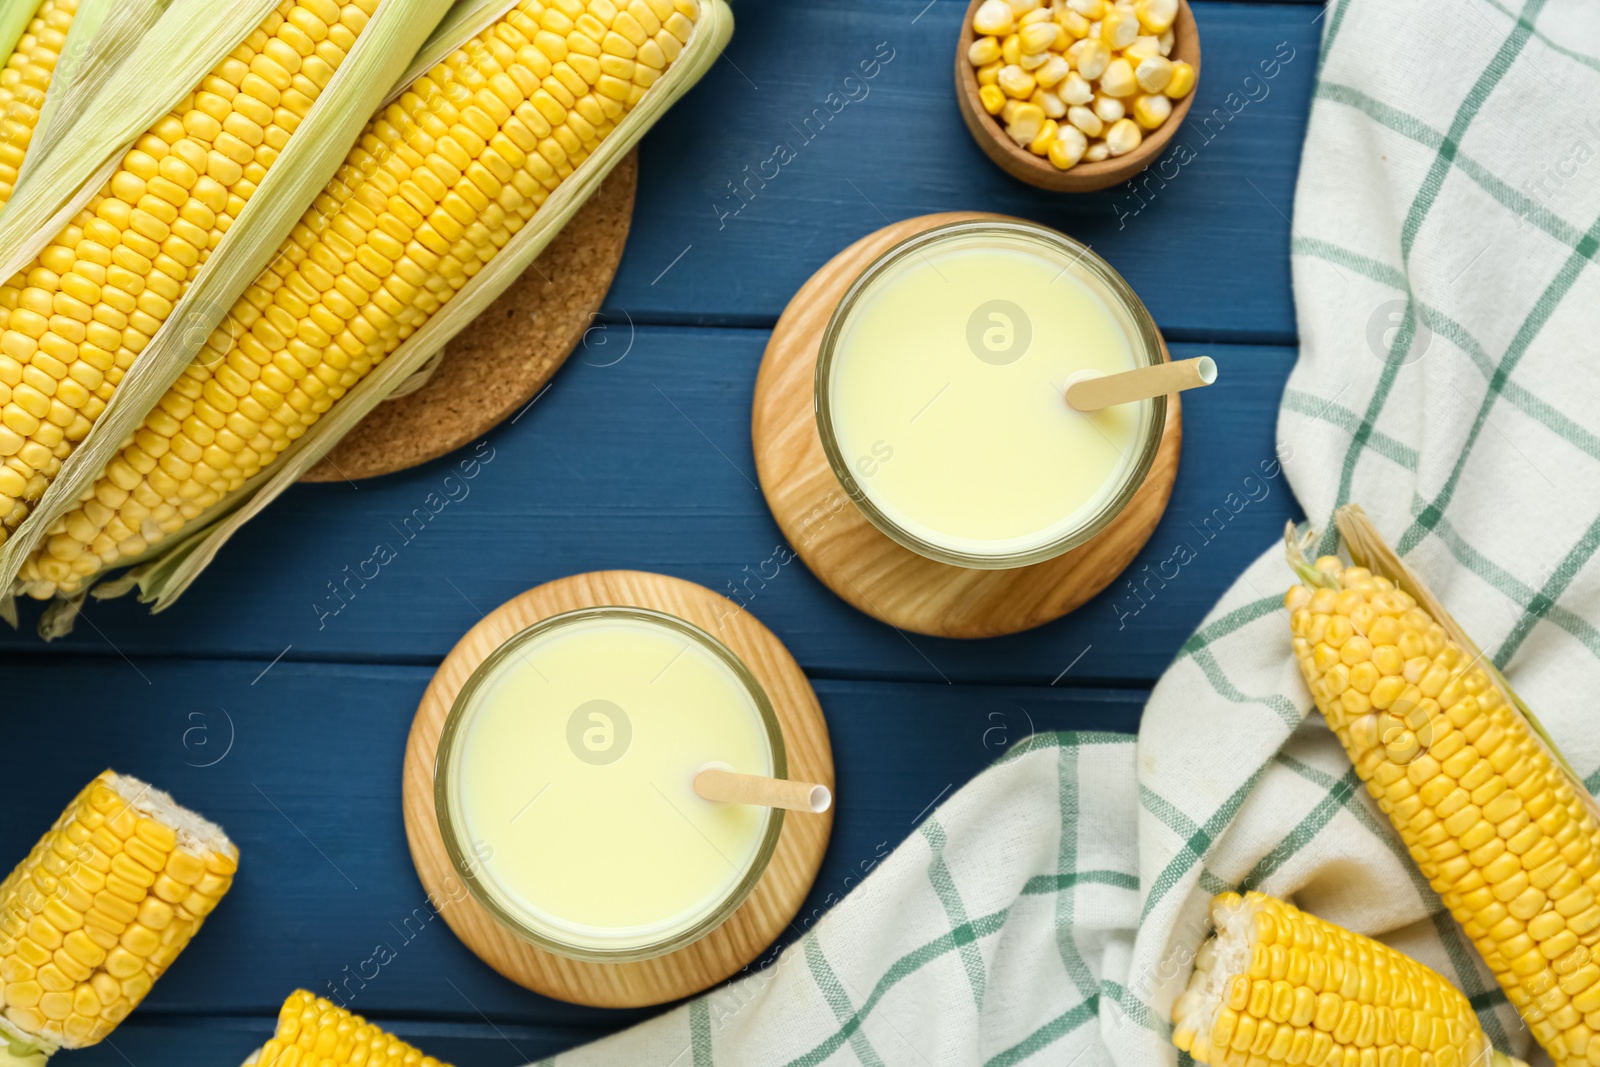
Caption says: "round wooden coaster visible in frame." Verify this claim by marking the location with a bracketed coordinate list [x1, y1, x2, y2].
[751, 212, 1182, 639]
[401, 570, 834, 1008]
[303, 152, 638, 482]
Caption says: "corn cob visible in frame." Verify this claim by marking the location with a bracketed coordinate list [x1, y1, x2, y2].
[14, 0, 699, 596]
[0, 770, 236, 1056]
[1286, 530, 1600, 1066]
[1173, 892, 1527, 1067]
[0, 0, 77, 211]
[245, 990, 454, 1066]
[0, 0, 381, 551]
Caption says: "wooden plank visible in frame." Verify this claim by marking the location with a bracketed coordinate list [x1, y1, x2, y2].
[67, 1017, 606, 1067]
[0, 331, 1299, 685]
[0, 660, 1140, 1026]
[609, 0, 1320, 340]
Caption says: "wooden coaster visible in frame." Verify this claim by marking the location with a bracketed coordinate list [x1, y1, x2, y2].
[401, 570, 834, 1008]
[303, 152, 638, 482]
[751, 212, 1182, 639]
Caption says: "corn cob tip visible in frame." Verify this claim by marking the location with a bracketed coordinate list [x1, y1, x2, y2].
[1283, 519, 1345, 591]
[251, 991, 455, 1066]
[1173, 891, 1527, 1067]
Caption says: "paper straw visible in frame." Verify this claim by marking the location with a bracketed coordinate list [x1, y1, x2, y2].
[1065, 355, 1217, 412]
[694, 768, 832, 813]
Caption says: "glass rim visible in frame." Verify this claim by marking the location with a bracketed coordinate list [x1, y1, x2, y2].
[814, 218, 1168, 570]
[433, 604, 788, 963]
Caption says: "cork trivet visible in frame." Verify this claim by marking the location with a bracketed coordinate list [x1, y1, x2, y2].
[303, 151, 638, 482]
[403, 571, 834, 1008]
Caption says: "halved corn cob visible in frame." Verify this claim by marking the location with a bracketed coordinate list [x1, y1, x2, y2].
[245, 990, 454, 1067]
[0, 0, 78, 211]
[0, 0, 381, 551]
[1173, 892, 1527, 1067]
[1286, 520, 1600, 1066]
[0, 770, 236, 1056]
[16, 0, 699, 596]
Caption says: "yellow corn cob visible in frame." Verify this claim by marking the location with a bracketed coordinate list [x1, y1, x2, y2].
[1286, 547, 1600, 1066]
[1173, 892, 1527, 1067]
[0, 0, 380, 550]
[16, 0, 700, 596]
[0, 0, 78, 211]
[0, 770, 236, 1055]
[246, 991, 454, 1066]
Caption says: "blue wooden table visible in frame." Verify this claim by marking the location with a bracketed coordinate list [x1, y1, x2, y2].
[0, 1, 1320, 1061]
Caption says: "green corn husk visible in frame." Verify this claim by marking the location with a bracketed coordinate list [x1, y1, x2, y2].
[0, 0, 42, 74]
[98, 0, 736, 618]
[387, 0, 521, 104]
[0, 0, 282, 275]
[0, 0, 457, 610]
[10, 0, 176, 197]
[0, 1018, 47, 1067]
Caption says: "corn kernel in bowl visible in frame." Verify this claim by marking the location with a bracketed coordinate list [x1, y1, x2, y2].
[969, 0, 1192, 170]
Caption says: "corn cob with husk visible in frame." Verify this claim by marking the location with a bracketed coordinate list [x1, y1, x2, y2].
[0, 0, 78, 211]
[1172, 891, 1528, 1067]
[0, 0, 466, 630]
[243, 990, 454, 1067]
[0, 770, 236, 1065]
[0, 0, 408, 549]
[1285, 505, 1600, 1065]
[8, 0, 714, 602]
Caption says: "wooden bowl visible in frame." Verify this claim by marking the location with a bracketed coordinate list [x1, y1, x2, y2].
[955, 0, 1200, 192]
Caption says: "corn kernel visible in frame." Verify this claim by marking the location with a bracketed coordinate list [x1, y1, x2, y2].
[1067, 37, 1110, 79]
[1035, 54, 1070, 89]
[1135, 0, 1178, 33]
[1066, 104, 1104, 138]
[1005, 103, 1047, 145]
[1132, 92, 1171, 128]
[968, 37, 1001, 65]
[998, 64, 1037, 98]
[1135, 55, 1174, 93]
[1058, 71, 1094, 106]
[1104, 117, 1141, 155]
[1099, 8, 1138, 49]
[974, 0, 1015, 34]
[1018, 21, 1056, 53]
[1057, 8, 1090, 38]
[1099, 57, 1137, 96]
[1048, 124, 1087, 170]
[1164, 59, 1195, 98]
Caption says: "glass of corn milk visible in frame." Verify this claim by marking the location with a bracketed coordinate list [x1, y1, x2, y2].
[817, 219, 1167, 569]
[434, 607, 785, 962]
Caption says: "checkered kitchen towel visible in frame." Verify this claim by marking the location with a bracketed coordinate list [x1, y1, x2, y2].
[545, 0, 1600, 1063]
